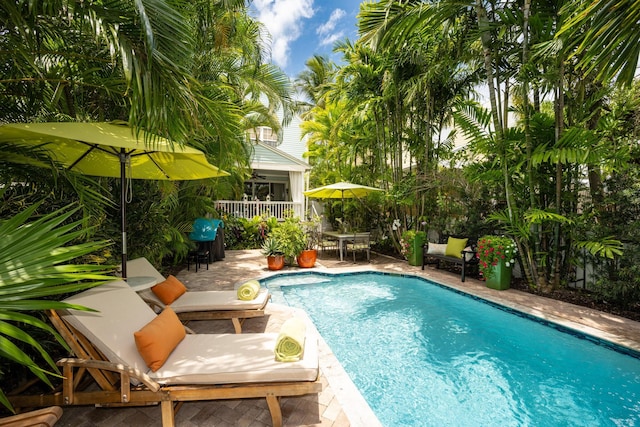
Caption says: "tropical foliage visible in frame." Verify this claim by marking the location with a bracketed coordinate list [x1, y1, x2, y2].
[0, 0, 293, 266]
[0, 0, 294, 406]
[297, 0, 639, 301]
[0, 203, 114, 411]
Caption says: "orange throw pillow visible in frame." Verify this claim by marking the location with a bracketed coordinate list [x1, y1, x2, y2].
[134, 307, 186, 371]
[151, 275, 187, 305]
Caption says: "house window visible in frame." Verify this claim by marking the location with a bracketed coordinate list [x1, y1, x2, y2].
[244, 182, 288, 201]
[249, 126, 280, 148]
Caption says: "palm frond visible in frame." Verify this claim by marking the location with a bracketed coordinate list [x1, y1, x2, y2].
[575, 237, 624, 259]
[0, 203, 114, 412]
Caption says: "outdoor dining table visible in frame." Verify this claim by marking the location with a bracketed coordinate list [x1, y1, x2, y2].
[322, 231, 371, 262]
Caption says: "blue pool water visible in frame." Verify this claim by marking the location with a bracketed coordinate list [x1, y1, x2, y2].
[264, 272, 640, 427]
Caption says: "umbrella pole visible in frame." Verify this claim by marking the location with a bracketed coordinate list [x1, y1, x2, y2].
[120, 149, 128, 278]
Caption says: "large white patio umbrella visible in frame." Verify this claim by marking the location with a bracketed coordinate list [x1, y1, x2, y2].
[0, 122, 229, 277]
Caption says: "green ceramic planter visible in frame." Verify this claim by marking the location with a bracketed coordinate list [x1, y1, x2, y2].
[408, 233, 426, 266]
[485, 259, 512, 290]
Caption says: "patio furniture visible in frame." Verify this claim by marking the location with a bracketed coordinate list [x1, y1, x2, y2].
[126, 257, 270, 333]
[346, 232, 371, 263]
[187, 247, 210, 272]
[0, 406, 62, 427]
[8, 281, 321, 427]
[322, 231, 371, 261]
[319, 231, 339, 256]
[421, 237, 478, 282]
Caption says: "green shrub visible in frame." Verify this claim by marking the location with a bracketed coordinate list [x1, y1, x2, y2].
[270, 214, 305, 264]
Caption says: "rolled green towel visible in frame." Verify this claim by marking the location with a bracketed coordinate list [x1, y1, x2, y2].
[274, 317, 306, 362]
[237, 280, 260, 300]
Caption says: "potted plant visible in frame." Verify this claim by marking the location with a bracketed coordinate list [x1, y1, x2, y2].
[401, 230, 427, 266]
[270, 214, 306, 266]
[261, 237, 285, 270]
[297, 215, 321, 268]
[477, 235, 518, 290]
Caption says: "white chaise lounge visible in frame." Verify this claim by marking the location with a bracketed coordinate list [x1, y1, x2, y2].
[126, 257, 270, 333]
[9, 280, 321, 427]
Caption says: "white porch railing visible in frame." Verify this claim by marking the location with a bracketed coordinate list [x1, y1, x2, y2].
[215, 200, 304, 221]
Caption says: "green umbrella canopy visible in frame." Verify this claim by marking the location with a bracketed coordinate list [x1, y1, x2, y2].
[0, 122, 228, 180]
[0, 122, 229, 276]
[304, 181, 384, 199]
[304, 182, 384, 231]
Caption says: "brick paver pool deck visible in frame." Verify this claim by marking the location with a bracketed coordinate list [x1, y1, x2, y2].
[55, 249, 640, 426]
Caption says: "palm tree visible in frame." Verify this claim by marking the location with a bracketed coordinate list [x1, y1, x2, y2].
[0, 0, 200, 141]
[296, 55, 336, 112]
[558, 0, 640, 86]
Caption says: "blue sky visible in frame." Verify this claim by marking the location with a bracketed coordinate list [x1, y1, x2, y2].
[250, 0, 363, 78]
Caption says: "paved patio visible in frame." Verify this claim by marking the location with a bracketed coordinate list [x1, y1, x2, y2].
[55, 249, 640, 426]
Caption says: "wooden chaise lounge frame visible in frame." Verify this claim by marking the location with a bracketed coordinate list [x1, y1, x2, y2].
[126, 257, 271, 334]
[9, 306, 321, 427]
[142, 294, 270, 334]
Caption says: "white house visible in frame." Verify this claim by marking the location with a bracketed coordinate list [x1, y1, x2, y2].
[216, 114, 311, 220]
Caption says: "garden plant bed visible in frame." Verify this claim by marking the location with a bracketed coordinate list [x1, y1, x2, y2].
[509, 278, 640, 323]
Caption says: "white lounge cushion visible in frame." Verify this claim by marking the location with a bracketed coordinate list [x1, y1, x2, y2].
[62, 280, 156, 373]
[151, 333, 318, 385]
[127, 256, 270, 312]
[124, 257, 166, 283]
[139, 288, 270, 312]
[60, 280, 318, 385]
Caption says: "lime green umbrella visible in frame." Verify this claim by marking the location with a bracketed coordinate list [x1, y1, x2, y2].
[304, 181, 384, 199]
[304, 182, 384, 228]
[0, 122, 229, 276]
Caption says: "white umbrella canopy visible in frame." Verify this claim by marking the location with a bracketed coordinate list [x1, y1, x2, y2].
[0, 122, 229, 276]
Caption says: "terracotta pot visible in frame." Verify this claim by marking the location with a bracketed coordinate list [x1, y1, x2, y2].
[296, 249, 317, 268]
[267, 255, 285, 271]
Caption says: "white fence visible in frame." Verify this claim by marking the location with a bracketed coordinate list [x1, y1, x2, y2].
[215, 200, 304, 221]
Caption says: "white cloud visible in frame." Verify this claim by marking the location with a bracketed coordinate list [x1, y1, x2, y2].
[316, 9, 346, 36]
[252, 0, 315, 68]
[316, 9, 346, 47]
[319, 31, 344, 47]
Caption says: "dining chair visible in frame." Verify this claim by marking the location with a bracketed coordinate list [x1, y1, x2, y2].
[347, 232, 370, 263]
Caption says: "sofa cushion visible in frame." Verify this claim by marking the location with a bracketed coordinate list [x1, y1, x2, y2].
[150, 333, 319, 385]
[445, 237, 468, 259]
[426, 243, 447, 255]
[62, 280, 157, 373]
[463, 246, 476, 262]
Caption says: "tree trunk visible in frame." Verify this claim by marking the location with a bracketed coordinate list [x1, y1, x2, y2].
[551, 59, 565, 290]
[521, 0, 541, 289]
[474, 0, 515, 224]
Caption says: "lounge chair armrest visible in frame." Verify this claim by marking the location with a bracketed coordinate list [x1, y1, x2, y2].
[57, 358, 160, 392]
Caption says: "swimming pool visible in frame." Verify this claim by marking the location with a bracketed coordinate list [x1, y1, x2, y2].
[264, 272, 640, 427]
